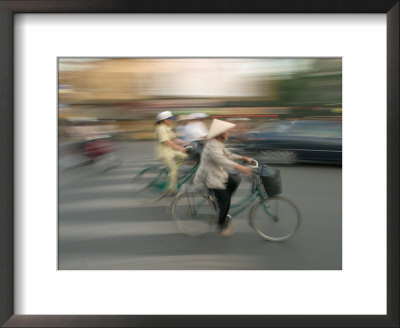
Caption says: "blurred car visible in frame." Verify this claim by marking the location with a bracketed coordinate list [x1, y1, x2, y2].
[228, 119, 342, 164]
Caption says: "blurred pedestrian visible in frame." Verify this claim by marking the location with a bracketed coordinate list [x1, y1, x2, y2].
[155, 111, 188, 196]
[193, 119, 254, 236]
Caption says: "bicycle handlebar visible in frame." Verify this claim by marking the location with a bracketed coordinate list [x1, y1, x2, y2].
[250, 159, 259, 169]
[184, 141, 199, 154]
[241, 159, 259, 174]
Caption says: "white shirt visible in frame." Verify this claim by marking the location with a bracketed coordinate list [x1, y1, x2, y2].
[184, 121, 208, 141]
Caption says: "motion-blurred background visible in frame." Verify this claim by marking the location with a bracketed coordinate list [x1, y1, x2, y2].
[59, 58, 341, 141]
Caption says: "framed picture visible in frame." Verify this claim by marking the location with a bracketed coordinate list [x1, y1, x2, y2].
[1, 1, 398, 327]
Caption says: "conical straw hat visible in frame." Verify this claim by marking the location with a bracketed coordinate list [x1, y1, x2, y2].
[207, 119, 236, 140]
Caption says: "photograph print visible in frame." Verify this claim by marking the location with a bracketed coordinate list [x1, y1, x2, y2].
[58, 57, 342, 270]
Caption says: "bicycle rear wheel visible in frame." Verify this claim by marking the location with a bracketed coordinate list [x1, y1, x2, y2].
[171, 192, 217, 236]
[250, 196, 301, 241]
[131, 166, 168, 198]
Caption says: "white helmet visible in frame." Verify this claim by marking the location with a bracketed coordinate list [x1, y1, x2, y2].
[188, 112, 209, 120]
[194, 112, 209, 119]
[156, 111, 174, 122]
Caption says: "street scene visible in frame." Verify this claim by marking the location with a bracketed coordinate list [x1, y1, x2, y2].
[58, 141, 341, 270]
[58, 58, 342, 270]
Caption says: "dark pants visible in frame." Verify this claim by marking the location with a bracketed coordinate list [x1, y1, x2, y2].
[210, 174, 241, 228]
[189, 140, 204, 164]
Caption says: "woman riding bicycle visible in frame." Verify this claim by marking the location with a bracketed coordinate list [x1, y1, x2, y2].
[193, 119, 254, 237]
[155, 111, 188, 196]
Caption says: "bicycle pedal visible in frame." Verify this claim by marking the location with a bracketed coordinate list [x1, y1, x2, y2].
[155, 191, 177, 202]
[155, 194, 167, 202]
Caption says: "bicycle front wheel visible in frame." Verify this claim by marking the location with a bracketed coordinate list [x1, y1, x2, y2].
[131, 166, 167, 197]
[250, 196, 301, 242]
[171, 192, 217, 236]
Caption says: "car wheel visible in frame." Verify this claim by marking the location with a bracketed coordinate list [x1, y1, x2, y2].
[258, 150, 297, 164]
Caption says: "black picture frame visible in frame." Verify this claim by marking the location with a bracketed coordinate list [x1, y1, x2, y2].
[0, 1, 398, 327]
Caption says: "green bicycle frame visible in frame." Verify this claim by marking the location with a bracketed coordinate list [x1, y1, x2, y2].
[227, 176, 278, 221]
[181, 174, 278, 224]
[140, 161, 199, 192]
[177, 163, 199, 188]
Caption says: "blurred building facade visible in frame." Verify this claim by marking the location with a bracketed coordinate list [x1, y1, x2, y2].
[58, 58, 342, 140]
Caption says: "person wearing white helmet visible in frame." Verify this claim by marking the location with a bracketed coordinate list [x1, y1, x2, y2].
[193, 119, 254, 237]
[155, 111, 188, 196]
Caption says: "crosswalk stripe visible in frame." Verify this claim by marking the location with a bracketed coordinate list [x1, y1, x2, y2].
[58, 197, 180, 212]
[59, 220, 180, 239]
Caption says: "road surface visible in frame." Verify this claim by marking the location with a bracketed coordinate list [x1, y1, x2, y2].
[58, 141, 342, 270]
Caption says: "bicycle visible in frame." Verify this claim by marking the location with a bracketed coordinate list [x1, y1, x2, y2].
[170, 160, 302, 241]
[131, 143, 200, 199]
[81, 136, 122, 172]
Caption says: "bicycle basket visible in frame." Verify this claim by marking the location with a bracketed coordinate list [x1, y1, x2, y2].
[259, 164, 282, 197]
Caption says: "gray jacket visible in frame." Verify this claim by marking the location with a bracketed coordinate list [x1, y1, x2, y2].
[193, 139, 241, 189]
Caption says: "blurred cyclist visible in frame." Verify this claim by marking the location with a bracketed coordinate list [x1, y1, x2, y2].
[155, 111, 188, 196]
[193, 119, 254, 237]
[175, 115, 190, 141]
[184, 112, 209, 142]
[184, 112, 209, 162]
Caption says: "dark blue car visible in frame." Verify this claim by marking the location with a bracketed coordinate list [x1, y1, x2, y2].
[228, 119, 342, 164]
